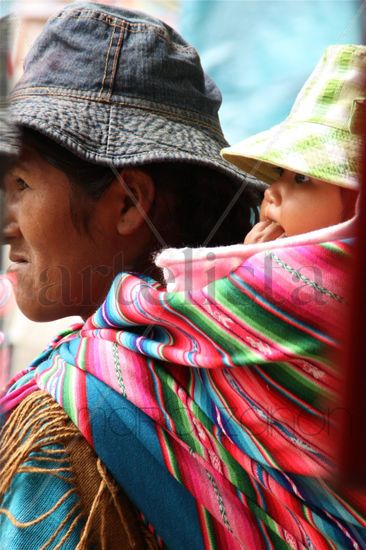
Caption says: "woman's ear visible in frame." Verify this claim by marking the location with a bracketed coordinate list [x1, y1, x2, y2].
[115, 168, 155, 235]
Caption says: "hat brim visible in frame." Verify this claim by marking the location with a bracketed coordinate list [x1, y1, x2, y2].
[10, 92, 264, 192]
[221, 120, 360, 190]
[0, 109, 20, 157]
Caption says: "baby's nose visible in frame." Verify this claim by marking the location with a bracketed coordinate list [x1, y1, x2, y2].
[264, 187, 272, 201]
[264, 182, 282, 205]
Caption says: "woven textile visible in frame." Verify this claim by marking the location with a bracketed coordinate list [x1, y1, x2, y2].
[1, 224, 366, 548]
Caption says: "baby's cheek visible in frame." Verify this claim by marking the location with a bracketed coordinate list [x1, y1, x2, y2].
[340, 188, 358, 221]
[259, 198, 269, 221]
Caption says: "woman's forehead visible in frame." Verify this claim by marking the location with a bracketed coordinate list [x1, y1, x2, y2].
[8, 145, 40, 172]
[10, 157, 32, 174]
[15, 145, 69, 179]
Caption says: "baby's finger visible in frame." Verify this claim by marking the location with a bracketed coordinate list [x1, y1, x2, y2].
[262, 222, 285, 240]
[253, 220, 273, 229]
[244, 222, 271, 243]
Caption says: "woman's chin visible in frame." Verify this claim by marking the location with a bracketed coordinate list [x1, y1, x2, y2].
[14, 294, 84, 322]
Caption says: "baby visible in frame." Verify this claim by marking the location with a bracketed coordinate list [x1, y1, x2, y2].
[243, 167, 358, 244]
[153, 44, 366, 550]
[222, 44, 363, 246]
[158, 44, 364, 294]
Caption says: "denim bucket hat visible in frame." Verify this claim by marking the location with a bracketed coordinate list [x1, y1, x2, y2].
[9, 2, 260, 189]
[0, 16, 19, 158]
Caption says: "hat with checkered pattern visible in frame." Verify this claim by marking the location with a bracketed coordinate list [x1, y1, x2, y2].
[221, 45, 366, 190]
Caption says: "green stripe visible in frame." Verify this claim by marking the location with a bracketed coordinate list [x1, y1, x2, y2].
[41, 360, 59, 386]
[247, 500, 292, 549]
[155, 364, 259, 501]
[63, 366, 78, 426]
[159, 428, 183, 484]
[262, 362, 329, 406]
[168, 292, 266, 364]
[217, 279, 325, 363]
[321, 241, 350, 256]
[318, 79, 341, 107]
[77, 338, 87, 371]
[337, 47, 354, 70]
[201, 506, 218, 550]
[169, 278, 325, 366]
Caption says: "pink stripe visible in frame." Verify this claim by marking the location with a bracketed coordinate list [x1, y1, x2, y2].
[0, 379, 39, 413]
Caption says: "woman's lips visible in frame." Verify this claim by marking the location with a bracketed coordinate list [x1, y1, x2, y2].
[7, 261, 28, 273]
[7, 254, 30, 273]
[9, 252, 29, 263]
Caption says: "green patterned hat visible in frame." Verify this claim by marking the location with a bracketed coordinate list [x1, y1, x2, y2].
[222, 45, 366, 190]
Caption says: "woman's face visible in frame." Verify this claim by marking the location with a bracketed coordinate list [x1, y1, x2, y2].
[3, 147, 129, 321]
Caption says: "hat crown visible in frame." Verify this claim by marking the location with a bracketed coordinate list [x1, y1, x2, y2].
[15, 2, 222, 128]
[10, 2, 260, 189]
[221, 44, 365, 189]
[289, 45, 366, 133]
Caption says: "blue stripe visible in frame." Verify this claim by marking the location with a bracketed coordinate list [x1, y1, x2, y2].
[89, 375, 205, 550]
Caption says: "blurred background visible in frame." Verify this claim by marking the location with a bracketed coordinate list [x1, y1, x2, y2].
[0, 0, 365, 382]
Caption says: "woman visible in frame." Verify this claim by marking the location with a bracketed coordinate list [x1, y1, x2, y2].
[0, 3, 261, 549]
[2, 4, 365, 550]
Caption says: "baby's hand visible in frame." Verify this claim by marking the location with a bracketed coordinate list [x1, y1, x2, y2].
[244, 220, 286, 244]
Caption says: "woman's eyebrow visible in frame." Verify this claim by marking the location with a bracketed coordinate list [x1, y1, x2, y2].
[10, 160, 31, 174]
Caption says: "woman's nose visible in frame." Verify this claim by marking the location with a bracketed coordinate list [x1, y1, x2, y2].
[3, 220, 21, 241]
[2, 201, 21, 243]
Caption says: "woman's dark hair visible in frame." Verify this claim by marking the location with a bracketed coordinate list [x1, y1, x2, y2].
[22, 127, 261, 248]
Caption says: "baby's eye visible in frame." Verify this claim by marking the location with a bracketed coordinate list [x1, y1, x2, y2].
[275, 167, 284, 177]
[294, 173, 310, 184]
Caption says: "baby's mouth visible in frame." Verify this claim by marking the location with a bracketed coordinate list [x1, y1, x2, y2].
[262, 215, 276, 224]
[262, 218, 287, 237]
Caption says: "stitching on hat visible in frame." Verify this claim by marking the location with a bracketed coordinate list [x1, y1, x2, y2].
[8, 112, 248, 184]
[57, 12, 168, 42]
[12, 90, 223, 136]
[106, 104, 113, 157]
[18, 115, 213, 159]
[107, 26, 124, 99]
[58, 13, 193, 53]
[17, 108, 220, 154]
[99, 24, 116, 98]
[58, 9, 153, 28]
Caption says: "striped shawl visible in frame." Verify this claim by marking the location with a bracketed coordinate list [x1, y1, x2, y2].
[1, 219, 365, 549]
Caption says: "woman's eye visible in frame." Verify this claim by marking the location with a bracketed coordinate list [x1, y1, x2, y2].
[276, 167, 284, 177]
[15, 177, 29, 191]
[294, 173, 310, 184]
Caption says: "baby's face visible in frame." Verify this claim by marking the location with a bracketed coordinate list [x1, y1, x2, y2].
[260, 169, 346, 237]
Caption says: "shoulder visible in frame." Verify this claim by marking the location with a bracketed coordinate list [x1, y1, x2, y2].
[0, 390, 159, 549]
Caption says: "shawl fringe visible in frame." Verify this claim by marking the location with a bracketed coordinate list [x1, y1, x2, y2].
[0, 390, 159, 549]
